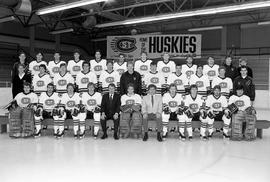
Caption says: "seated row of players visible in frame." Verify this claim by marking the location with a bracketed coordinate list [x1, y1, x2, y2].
[11, 78, 253, 141]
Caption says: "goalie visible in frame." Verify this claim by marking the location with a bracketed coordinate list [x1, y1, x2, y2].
[120, 83, 142, 138]
[228, 85, 256, 141]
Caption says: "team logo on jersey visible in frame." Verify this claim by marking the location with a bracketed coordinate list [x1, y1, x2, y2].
[162, 67, 170, 73]
[94, 65, 102, 72]
[212, 102, 222, 109]
[81, 77, 89, 84]
[45, 99, 55, 106]
[67, 101, 76, 107]
[72, 66, 81, 72]
[150, 77, 159, 84]
[21, 97, 31, 104]
[58, 80, 67, 86]
[235, 100, 244, 107]
[106, 77, 115, 83]
[37, 81, 44, 87]
[208, 70, 216, 76]
[52, 67, 59, 73]
[219, 82, 227, 88]
[189, 103, 198, 111]
[126, 99, 135, 105]
[117, 69, 125, 75]
[140, 65, 148, 71]
[33, 65, 40, 71]
[196, 81, 204, 87]
[174, 79, 183, 86]
[111, 37, 137, 53]
[168, 101, 177, 108]
[186, 70, 194, 76]
[87, 99, 97, 106]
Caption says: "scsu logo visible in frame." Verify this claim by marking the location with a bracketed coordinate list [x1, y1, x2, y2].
[208, 70, 216, 76]
[37, 81, 44, 87]
[117, 69, 125, 75]
[212, 102, 221, 109]
[169, 101, 177, 108]
[174, 79, 183, 86]
[33, 65, 39, 71]
[235, 100, 244, 107]
[189, 103, 198, 111]
[150, 77, 159, 84]
[162, 67, 170, 73]
[186, 70, 194, 76]
[106, 77, 114, 83]
[72, 66, 81, 71]
[58, 80, 67, 86]
[219, 82, 227, 88]
[45, 99, 55, 106]
[67, 101, 75, 107]
[196, 81, 204, 87]
[52, 67, 59, 73]
[126, 99, 135, 105]
[81, 77, 89, 84]
[140, 65, 148, 71]
[87, 99, 96, 106]
[112, 37, 137, 53]
[94, 65, 102, 71]
[21, 97, 30, 104]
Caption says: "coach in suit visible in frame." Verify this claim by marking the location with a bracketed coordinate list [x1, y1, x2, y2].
[141, 84, 163, 142]
[100, 83, 121, 140]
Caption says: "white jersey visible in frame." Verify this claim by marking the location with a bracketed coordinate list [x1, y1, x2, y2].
[99, 70, 120, 94]
[189, 74, 210, 96]
[67, 60, 84, 76]
[134, 59, 152, 78]
[29, 60, 47, 76]
[47, 60, 66, 78]
[75, 71, 97, 92]
[38, 92, 60, 111]
[167, 73, 189, 95]
[182, 64, 197, 79]
[90, 59, 107, 77]
[60, 93, 81, 110]
[81, 92, 102, 111]
[184, 94, 204, 113]
[162, 93, 183, 112]
[157, 61, 176, 80]
[206, 95, 228, 112]
[228, 95, 251, 111]
[32, 74, 52, 94]
[14, 92, 38, 108]
[144, 71, 166, 94]
[121, 94, 142, 106]
[53, 72, 74, 93]
[113, 62, 127, 76]
[203, 64, 219, 81]
[212, 76, 233, 98]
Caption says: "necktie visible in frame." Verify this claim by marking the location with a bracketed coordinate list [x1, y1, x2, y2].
[110, 94, 113, 101]
[151, 95, 154, 107]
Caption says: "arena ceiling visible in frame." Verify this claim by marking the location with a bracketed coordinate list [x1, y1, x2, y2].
[1, 0, 270, 38]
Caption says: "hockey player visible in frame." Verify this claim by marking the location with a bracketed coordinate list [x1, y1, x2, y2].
[114, 54, 127, 76]
[120, 83, 142, 138]
[80, 82, 102, 139]
[182, 56, 197, 80]
[189, 65, 210, 97]
[167, 64, 189, 95]
[205, 85, 231, 139]
[53, 63, 74, 95]
[67, 49, 84, 78]
[29, 52, 47, 76]
[32, 64, 52, 96]
[47, 52, 65, 78]
[134, 52, 152, 79]
[183, 84, 206, 140]
[212, 66, 233, 99]
[76, 61, 97, 93]
[10, 82, 38, 138]
[203, 57, 219, 85]
[162, 83, 185, 140]
[99, 61, 120, 94]
[36, 83, 60, 137]
[59, 83, 81, 138]
[90, 50, 106, 82]
[157, 52, 176, 82]
[143, 61, 166, 95]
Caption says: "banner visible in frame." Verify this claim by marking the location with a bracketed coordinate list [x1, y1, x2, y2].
[107, 34, 201, 60]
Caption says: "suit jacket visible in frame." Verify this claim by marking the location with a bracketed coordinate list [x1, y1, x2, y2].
[101, 93, 121, 118]
[142, 94, 162, 115]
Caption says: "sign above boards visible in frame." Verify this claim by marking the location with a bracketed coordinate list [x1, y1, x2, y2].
[107, 34, 201, 60]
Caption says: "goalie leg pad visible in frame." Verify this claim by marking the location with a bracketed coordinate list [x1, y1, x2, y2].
[120, 112, 131, 136]
[244, 114, 256, 141]
[21, 108, 35, 137]
[130, 112, 142, 134]
[231, 112, 245, 141]
[9, 107, 22, 137]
